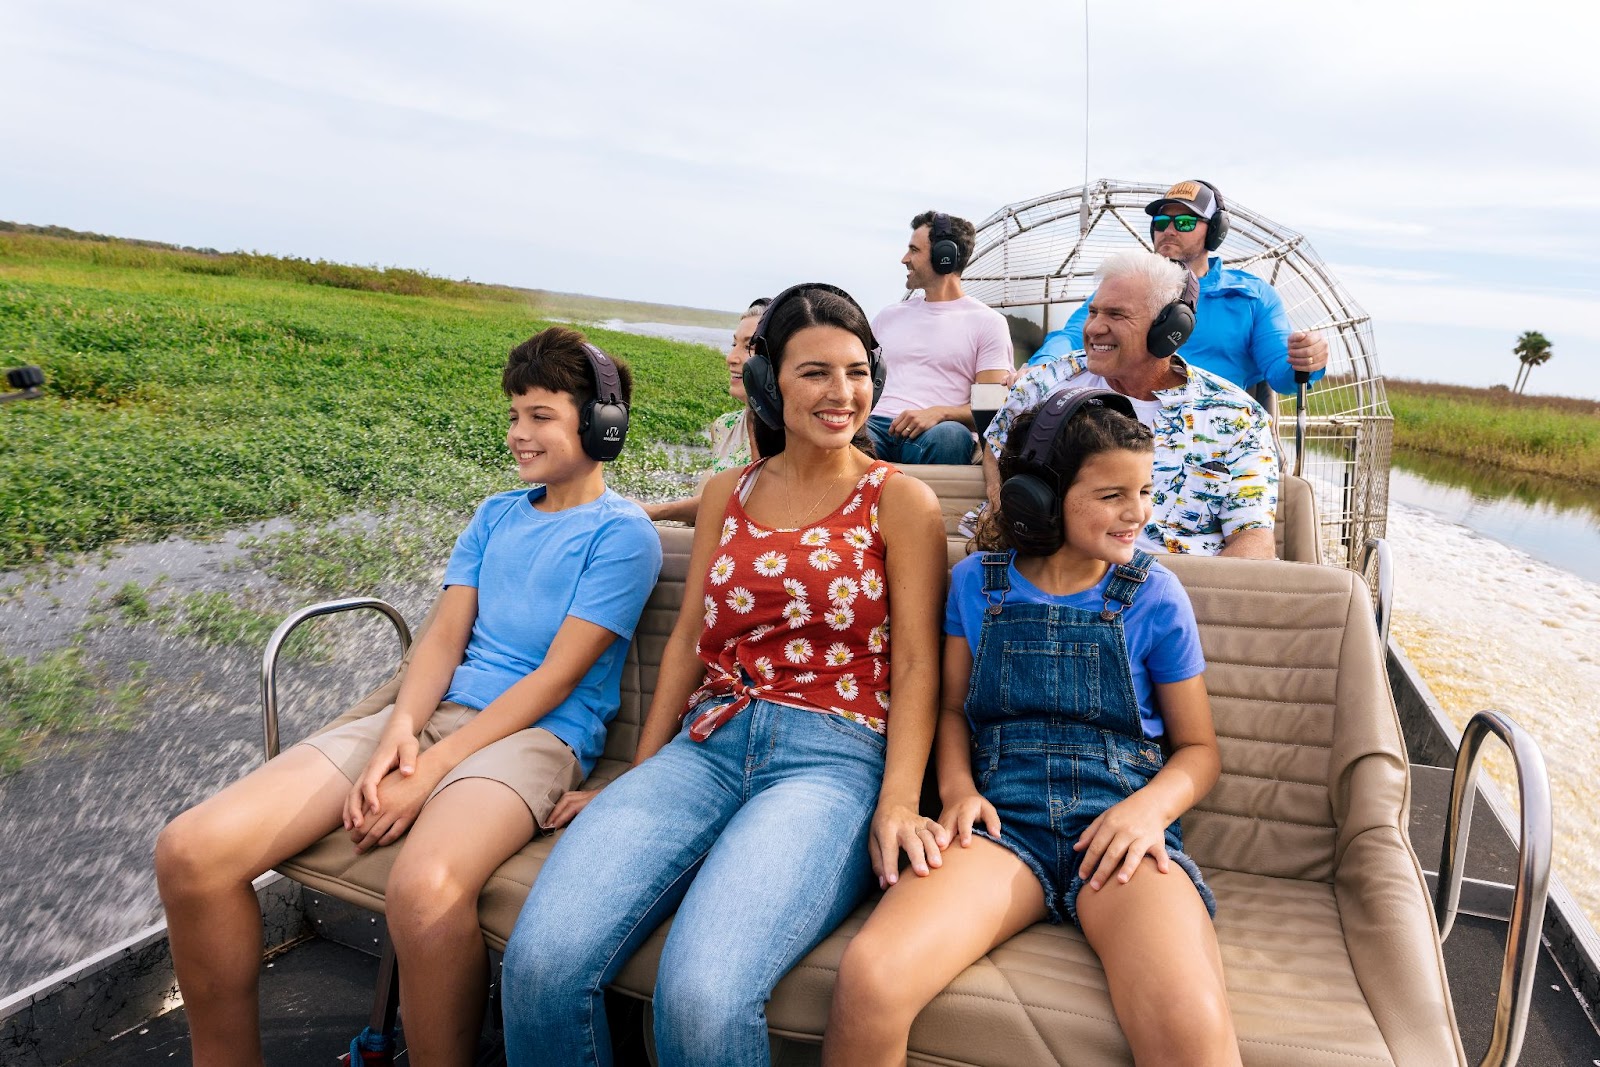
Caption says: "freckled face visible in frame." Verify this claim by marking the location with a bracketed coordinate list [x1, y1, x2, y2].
[776, 325, 873, 447]
[1060, 448, 1154, 564]
[506, 387, 585, 483]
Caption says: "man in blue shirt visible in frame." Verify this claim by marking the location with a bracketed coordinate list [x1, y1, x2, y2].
[1028, 180, 1328, 395]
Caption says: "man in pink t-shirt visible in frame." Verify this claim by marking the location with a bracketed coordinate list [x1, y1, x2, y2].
[868, 210, 1015, 465]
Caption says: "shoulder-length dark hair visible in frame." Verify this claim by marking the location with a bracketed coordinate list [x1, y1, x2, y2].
[750, 286, 877, 459]
[974, 403, 1153, 555]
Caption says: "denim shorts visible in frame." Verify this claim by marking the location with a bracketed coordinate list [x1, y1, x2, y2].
[969, 719, 1216, 926]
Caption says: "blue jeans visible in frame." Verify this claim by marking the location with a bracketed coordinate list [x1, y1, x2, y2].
[865, 414, 975, 465]
[500, 699, 884, 1067]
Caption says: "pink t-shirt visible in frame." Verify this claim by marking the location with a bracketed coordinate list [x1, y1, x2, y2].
[870, 294, 1014, 421]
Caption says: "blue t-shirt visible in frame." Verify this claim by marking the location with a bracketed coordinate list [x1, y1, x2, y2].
[1028, 256, 1325, 396]
[441, 486, 663, 775]
[943, 553, 1205, 738]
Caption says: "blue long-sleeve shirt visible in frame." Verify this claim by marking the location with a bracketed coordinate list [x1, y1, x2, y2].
[1028, 256, 1325, 395]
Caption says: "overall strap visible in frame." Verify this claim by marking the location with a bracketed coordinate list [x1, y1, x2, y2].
[980, 551, 1011, 616]
[1100, 550, 1154, 620]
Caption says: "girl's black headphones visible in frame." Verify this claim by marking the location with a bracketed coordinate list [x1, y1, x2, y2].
[1145, 268, 1200, 359]
[998, 387, 1139, 555]
[578, 342, 629, 461]
[742, 283, 889, 431]
[928, 212, 965, 276]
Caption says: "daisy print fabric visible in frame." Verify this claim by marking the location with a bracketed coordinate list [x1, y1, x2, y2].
[689, 459, 898, 741]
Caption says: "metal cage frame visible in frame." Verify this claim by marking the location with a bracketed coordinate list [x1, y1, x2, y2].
[962, 178, 1391, 568]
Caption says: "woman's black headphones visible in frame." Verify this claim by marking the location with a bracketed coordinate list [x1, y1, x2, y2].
[578, 342, 629, 461]
[742, 283, 889, 431]
[928, 212, 965, 276]
[998, 387, 1139, 555]
[1145, 269, 1200, 359]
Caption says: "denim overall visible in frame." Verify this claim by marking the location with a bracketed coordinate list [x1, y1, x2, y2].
[966, 551, 1216, 924]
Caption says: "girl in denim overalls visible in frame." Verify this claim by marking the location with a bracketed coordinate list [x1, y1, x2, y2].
[825, 392, 1241, 1066]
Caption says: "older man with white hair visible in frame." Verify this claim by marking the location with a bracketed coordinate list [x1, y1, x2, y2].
[980, 249, 1278, 558]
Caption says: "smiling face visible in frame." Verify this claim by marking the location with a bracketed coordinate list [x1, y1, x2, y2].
[1061, 448, 1154, 565]
[1082, 272, 1158, 380]
[776, 324, 873, 448]
[506, 386, 586, 483]
[726, 313, 760, 402]
[901, 224, 935, 290]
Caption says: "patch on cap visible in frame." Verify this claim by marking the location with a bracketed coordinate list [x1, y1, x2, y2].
[1145, 180, 1218, 219]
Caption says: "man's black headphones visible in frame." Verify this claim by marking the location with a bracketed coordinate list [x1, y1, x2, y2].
[998, 387, 1140, 555]
[1145, 269, 1200, 359]
[743, 283, 888, 431]
[578, 342, 629, 461]
[928, 212, 965, 276]
[1196, 179, 1230, 252]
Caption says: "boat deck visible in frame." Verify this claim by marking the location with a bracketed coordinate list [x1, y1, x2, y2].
[79, 764, 1600, 1066]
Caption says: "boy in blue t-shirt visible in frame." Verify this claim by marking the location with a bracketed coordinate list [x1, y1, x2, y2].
[155, 326, 663, 1065]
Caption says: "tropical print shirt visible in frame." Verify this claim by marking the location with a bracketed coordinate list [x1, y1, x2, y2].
[983, 353, 1278, 555]
[707, 409, 754, 473]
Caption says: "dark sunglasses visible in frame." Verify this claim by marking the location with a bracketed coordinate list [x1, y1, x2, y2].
[1151, 214, 1202, 233]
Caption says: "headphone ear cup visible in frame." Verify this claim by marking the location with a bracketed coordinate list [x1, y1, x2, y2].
[1146, 300, 1196, 359]
[582, 400, 629, 461]
[1204, 208, 1229, 252]
[741, 350, 784, 430]
[929, 238, 961, 275]
[868, 349, 888, 410]
[998, 472, 1065, 555]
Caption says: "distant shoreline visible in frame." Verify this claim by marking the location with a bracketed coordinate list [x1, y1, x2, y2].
[1383, 379, 1600, 487]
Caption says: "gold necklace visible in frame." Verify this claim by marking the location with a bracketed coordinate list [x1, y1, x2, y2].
[784, 460, 846, 528]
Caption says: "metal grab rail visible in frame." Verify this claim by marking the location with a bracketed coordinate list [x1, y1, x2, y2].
[259, 598, 413, 761]
[1435, 711, 1553, 1067]
[1357, 537, 1394, 645]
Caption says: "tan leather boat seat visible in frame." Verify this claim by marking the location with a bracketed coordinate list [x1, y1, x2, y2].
[277, 527, 1462, 1065]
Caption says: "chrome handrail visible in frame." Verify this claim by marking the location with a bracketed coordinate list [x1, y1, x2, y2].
[1434, 711, 1553, 1067]
[1357, 537, 1393, 645]
[259, 598, 412, 761]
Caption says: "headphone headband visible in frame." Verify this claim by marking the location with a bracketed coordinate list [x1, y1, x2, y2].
[927, 212, 964, 275]
[1018, 387, 1139, 472]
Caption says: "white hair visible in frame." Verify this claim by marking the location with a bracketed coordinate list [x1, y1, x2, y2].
[1095, 250, 1188, 318]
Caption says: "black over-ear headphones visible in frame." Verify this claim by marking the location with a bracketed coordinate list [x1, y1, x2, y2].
[998, 387, 1140, 555]
[742, 283, 889, 431]
[928, 212, 964, 276]
[1195, 179, 1230, 253]
[1145, 269, 1200, 359]
[578, 342, 629, 461]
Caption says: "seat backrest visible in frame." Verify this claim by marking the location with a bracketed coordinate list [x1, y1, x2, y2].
[1160, 555, 1406, 882]
[1275, 473, 1321, 564]
[606, 525, 697, 763]
[890, 464, 986, 539]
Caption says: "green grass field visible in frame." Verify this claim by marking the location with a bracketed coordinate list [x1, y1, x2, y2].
[1384, 378, 1600, 486]
[0, 231, 736, 569]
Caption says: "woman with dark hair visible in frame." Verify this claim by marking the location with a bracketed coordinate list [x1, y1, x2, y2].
[642, 297, 771, 523]
[500, 284, 948, 1067]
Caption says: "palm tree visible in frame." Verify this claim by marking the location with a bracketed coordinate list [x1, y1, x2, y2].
[1511, 331, 1553, 394]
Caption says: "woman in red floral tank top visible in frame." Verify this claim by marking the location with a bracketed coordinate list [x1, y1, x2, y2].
[503, 285, 948, 1067]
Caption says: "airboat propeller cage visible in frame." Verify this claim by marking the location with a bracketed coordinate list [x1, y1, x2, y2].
[962, 179, 1392, 568]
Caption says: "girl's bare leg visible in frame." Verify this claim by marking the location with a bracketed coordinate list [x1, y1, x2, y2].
[154, 747, 352, 1067]
[1075, 857, 1240, 1067]
[383, 778, 535, 1067]
[822, 838, 1047, 1067]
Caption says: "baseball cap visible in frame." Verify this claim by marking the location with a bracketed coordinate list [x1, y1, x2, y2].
[1145, 180, 1219, 219]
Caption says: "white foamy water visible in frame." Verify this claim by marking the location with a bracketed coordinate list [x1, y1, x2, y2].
[1386, 502, 1600, 931]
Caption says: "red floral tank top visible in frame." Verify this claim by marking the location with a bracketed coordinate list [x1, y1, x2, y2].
[686, 459, 898, 741]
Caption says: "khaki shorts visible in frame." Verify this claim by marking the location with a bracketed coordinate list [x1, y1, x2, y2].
[299, 702, 585, 830]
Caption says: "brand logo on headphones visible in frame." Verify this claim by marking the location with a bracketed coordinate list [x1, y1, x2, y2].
[1166, 330, 1184, 345]
[603, 426, 621, 441]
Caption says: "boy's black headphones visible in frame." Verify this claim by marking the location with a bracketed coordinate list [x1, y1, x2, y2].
[578, 342, 629, 461]
[742, 283, 888, 430]
[928, 212, 965, 275]
[1145, 269, 1200, 359]
[998, 387, 1139, 555]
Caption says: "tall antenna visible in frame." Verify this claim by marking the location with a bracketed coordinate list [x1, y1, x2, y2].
[1080, 0, 1091, 231]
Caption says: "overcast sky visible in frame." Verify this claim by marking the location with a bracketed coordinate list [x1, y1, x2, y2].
[4, 0, 1597, 397]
